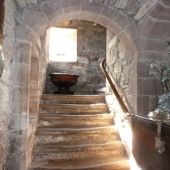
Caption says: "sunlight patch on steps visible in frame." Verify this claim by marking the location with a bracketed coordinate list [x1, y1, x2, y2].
[106, 94, 142, 170]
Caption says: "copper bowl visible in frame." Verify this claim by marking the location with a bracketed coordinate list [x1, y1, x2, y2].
[49, 73, 79, 94]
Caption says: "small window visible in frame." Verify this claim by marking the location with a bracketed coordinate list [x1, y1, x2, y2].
[47, 27, 77, 62]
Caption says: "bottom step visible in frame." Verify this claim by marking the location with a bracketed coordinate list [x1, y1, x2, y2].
[31, 158, 130, 170]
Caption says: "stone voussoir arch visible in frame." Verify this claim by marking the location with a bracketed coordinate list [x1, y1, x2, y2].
[17, 2, 138, 50]
[14, 2, 140, 118]
[9, 2, 142, 169]
[11, 2, 140, 120]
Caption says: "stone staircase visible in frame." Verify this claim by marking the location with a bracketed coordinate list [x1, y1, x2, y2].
[30, 95, 130, 170]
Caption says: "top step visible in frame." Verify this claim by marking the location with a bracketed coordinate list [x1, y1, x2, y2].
[41, 95, 106, 104]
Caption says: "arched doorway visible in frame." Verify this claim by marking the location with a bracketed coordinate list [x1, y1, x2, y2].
[8, 2, 138, 169]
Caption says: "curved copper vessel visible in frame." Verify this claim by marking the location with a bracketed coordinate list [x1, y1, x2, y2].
[49, 73, 79, 94]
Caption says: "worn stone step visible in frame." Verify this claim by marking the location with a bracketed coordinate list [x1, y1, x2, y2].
[39, 103, 109, 114]
[31, 94, 129, 170]
[36, 126, 117, 136]
[35, 126, 118, 146]
[39, 104, 109, 114]
[38, 113, 114, 128]
[31, 159, 130, 170]
[33, 141, 123, 153]
[31, 156, 129, 170]
[41, 94, 106, 104]
[33, 141, 126, 162]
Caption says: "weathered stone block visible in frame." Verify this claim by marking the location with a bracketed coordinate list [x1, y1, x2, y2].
[3, 23, 15, 39]
[101, 6, 118, 19]
[63, 4, 81, 14]
[0, 123, 8, 164]
[111, 10, 134, 31]
[137, 38, 167, 52]
[139, 16, 170, 40]
[114, 0, 128, 9]
[106, 24, 120, 42]
[123, 21, 139, 42]
[11, 63, 30, 87]
[137, 95, 149, 115]
[4, 0, 16, 28]
[81, 3, 102, 14]
[6, 155, 21, 170]
[19, 7, 48, 34]
[134, 0, 157, 21]
[30, 80, 39, 90]
[40, 0, 63, 21]
[149, 95, 157, 112]
[161, 0, 170, 6]
[149, 3, 170, 21]
[78, 57, 89, 64]
[62, 0, 81, 7]
[9, 114, 28, 130]
[0, 0, 16, 169]
[75, 12, 98, 23]
[83, 0, 105, 6]
[138, 51, 167, 62]
[6, 129, 28, 170]
[11, 87, 29, 114]
[137, 95, 158, 116]
[137, 61, 150, 77]
[3, 37, 15, 56]
[8, 131, 22, 154]
[118, 31, 136, 55]
[29, 101, 39, 115]
[15, 23, 36, 42]
[137, 78, 163, 96]
[14, 42, 31, 64]
[29, 89, 39, 101]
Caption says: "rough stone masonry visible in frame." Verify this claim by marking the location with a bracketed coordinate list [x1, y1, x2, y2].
[0, 0, 170, 170]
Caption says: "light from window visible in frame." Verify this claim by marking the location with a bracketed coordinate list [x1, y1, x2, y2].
[48, 27, 77, 62]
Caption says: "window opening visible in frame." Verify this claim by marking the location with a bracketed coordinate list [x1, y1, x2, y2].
[47, 27, 77, 62]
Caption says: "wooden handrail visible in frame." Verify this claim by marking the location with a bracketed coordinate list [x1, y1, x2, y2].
[100, 59, 131, 114]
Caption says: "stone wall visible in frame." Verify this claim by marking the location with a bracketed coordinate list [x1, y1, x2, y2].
[0, 0, 16, 169]
[106, 30, 136, 114]
[2, 1, 170, 169]
[29, 33, 48, 117]
[136, 1, 170, 116]
[45, 20, 106, 94]
[27, 33, 48, 168]
[2, 2, 48, 169]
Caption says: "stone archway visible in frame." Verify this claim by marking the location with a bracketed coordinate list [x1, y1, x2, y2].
[14, 2, 138, 115]
[9, 2, 139, 170]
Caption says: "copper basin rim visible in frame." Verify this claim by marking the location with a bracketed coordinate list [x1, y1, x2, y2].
[49, 73, 79, 88]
